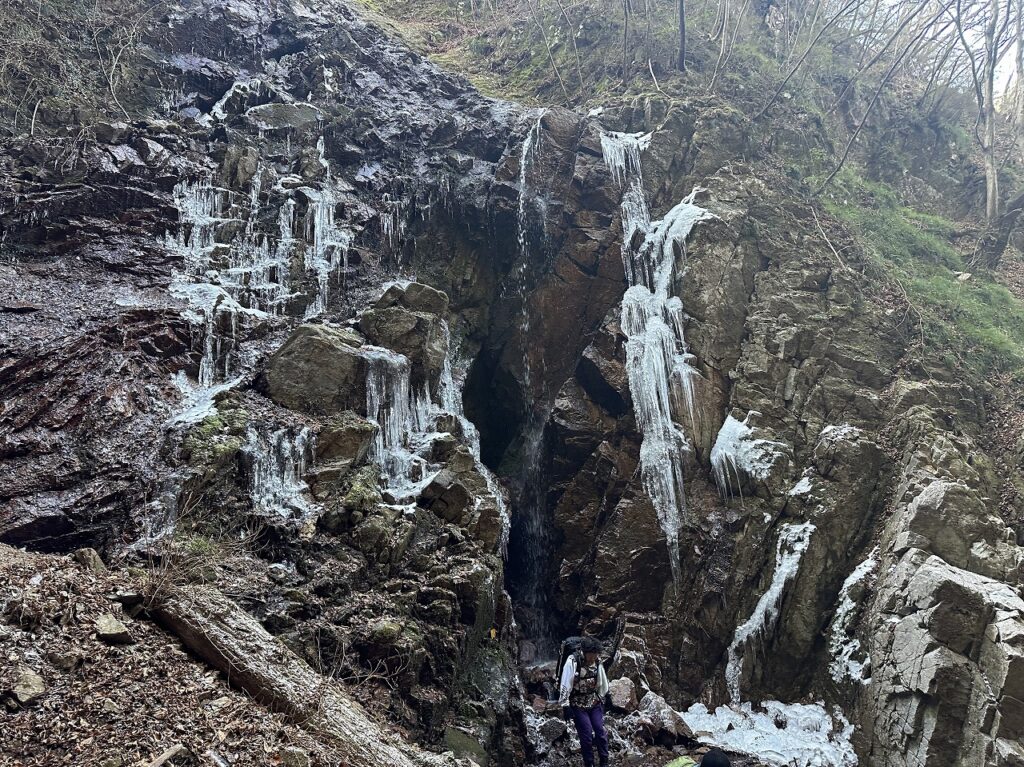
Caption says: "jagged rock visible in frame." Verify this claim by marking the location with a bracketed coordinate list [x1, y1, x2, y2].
[418, 470, 474, 524]
[73, 547, 106, 572]
[376, 282, 450, 316]
[314, 412, 377, 486]
[358, 306, 446, 383]
[264, 325, 368, 416]
[607, 677, 638, 711]
[637, 691, 693, 744]
[538, 717, 567, 743]
[95, 613, 134, 645]
[10, 666, 45, 706]
[317, 412, 376, 464]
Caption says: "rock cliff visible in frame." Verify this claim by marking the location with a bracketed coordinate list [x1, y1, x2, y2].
[2, 1, 1023, 766]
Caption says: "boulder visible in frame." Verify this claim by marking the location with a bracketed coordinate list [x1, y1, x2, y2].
[443, 727, 487, 766]
[10, 666, 45, 706]
[317, 412, 376, 466]
[418, 470, 474, 524]
[538, 717, 566, 743]
[264, 325, 368, 416]
[358, 306, 446, 383]
[95, 613, 135, 644]
[73, 547, 106, 572]
[637, 691, 693, 744]
[376, 281, 450, 316]
[607, 677, 638, 711]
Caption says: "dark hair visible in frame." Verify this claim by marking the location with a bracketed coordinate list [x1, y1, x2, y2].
[700, 747, 731, 767]
[582, 637, 602, 653]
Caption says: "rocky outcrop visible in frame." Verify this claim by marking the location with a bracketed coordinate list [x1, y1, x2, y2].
[4, 0, 1024, 765]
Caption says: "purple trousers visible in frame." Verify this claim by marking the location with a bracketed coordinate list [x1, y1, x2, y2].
[570, 702, 608, 766]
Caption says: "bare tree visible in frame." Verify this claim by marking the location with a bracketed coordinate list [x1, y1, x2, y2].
[678, 0, 688, 70]
[952, 0, 1015, 222]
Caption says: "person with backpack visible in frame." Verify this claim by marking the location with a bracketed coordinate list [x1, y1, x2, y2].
[557, 635, 613, 767]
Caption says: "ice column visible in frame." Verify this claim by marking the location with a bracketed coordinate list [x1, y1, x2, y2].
[601, 130, 714, 585]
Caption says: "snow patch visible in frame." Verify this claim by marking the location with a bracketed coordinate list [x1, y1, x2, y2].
[789, 476, 814, 496]
[819, 424, 862, 442]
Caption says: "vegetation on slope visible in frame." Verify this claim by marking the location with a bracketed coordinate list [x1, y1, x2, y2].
[366, 0, 1024, 378]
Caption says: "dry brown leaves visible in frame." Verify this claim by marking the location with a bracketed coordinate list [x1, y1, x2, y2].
[0, 546, 344, 767]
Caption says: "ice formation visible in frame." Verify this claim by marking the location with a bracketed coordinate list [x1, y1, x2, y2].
[246, 425, 316, 520]
[710, 413, 787, 498]
[725, 521, 816, 703]
[362, 345, 434, 500]
[600, 130, 714, 586]
[682, 700, 857, 767]
[828, 549, 878, 684]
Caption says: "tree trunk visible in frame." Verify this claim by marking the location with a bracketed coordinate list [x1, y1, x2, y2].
[151, 585, 453, 767]
[975, 188, 1024, 269]
[678, 0, 687, 71]
[982, 0, 1000, 221]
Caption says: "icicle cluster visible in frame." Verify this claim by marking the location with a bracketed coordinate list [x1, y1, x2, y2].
[600, 130, 713, 586]
[246, 425, 316, 520]
[361, 345, 434, 500]
[303, 138, 352, 319]
[710, 413, 788, 498]
[725, 521, 816, 703]
[164, 136, 356, 419]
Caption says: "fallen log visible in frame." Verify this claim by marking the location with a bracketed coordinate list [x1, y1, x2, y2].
[151, 585, 454, 767]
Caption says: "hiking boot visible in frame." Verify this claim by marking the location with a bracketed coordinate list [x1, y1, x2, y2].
[599, 757, 610, 767]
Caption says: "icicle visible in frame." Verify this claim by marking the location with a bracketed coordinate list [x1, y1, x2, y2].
[165, 178, 228, 272]
[302, 139, 352, 319]
[246, 425, 316, 520]
[710, 413, 787, 498]
[362, 346, 433, 500]
[725, 521, 816, 703]
[600, 131, 650, 188]
[601, 128, 715, 586]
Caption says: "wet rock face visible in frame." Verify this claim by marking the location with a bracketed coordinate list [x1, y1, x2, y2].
[3, 2, 1024, 766]
[531, 102, 1024, 767]
[0, 0, 623, 758]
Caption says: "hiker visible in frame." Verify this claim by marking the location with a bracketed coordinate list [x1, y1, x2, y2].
[558, 636, 612, 767]
[699, 747, 731, 766]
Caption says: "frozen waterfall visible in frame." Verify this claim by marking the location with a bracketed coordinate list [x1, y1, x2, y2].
[245, 425, 316, 521]
[601, 129, 714, 586]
